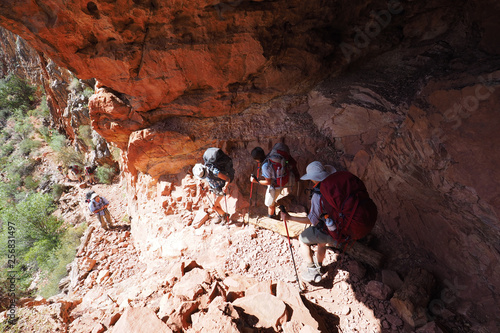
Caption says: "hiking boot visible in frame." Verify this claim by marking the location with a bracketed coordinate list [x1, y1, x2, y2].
[268, 214, 280, 220]
[301, 266, 322, 283]
[214, 214, 229, 224]
[220, 213, 230, 225]
[313, 258, 327, 274]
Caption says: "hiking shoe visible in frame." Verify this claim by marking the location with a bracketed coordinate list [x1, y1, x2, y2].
[301, 266, 322, 283]
[220, 213, 230, 225]
[313, 258, 327, 274]
[268, 214, 280, 220]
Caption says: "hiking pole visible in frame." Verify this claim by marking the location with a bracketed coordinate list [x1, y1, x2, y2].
[278, 205, 303, 292]
[205, 192, 223, 220]
[247, 162, 260, 225]
[247, 173, 257, 225]
[223, 192, 230, 228]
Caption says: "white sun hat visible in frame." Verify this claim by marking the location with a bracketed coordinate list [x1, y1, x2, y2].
[192, 163, 207, 179]
[300, 161, 337, 181]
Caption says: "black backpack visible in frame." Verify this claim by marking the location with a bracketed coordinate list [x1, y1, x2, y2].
[203, 148, 235, 182]
[85, 190, 95, 203]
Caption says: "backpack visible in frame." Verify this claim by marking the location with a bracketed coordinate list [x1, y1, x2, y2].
[203, 148, 235, 182]
[85, 190, 95, 204]
[85, 165, 97, 175]
[72, 165, 81, 174]
[320, 171, 377, 243]
[263, 143, 297, 187]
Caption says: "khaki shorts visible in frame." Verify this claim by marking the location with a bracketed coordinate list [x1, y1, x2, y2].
[299, 225, 339, 247]
[264, 186, 284, 207]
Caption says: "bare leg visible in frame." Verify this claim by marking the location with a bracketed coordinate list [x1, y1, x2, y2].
[300, 241, 314, 265]
[316, 243, 327, 266]
[268, 204, 275, 216]
[214, 195, 225, 216]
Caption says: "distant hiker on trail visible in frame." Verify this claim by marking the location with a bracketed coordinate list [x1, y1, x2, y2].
[249, 143, 299, 219]
[280, 161, 377, 283]
[88, 192, 113, 230]
[193, 147, 235, 225]
[85, 165, 98, 185]
[69, 164, 85, 183]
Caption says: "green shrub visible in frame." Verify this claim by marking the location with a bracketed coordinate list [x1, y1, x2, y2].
[38, 223, 86, 298]
[30, 96, 50, 119]
[78, 125, 95, 150]
[96, 164, 116, 184]
[49, 132, 84, 166]
[23, 175, 39, 191]
[83, 87, 94, 98]
[0, 142, 14, 157]
[0, 193, 64, 297]
[51, 183, 65, 201]
[37, 126, 51, 142]
[18, 139, 41, 156]
[48, 132, 67, 152]
[4, 156, 36, 178]
[13, 118, 34, 139]
[0, 75, 36, 119]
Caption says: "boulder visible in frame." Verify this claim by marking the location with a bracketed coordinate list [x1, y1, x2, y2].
[233, 292, 288, 330]
[172, 268, 211, 301]
[112, 307, 173, 333]
[276, 281, 319, 329]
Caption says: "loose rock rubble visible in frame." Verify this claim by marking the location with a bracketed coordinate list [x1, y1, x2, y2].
[0, 170, 472, 332]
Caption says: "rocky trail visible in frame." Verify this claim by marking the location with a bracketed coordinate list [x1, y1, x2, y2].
[3, 176, 438, 333]
[0, 147, 466, 333]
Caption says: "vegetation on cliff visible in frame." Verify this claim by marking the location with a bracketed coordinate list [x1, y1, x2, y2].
[0, 75, 84, 300]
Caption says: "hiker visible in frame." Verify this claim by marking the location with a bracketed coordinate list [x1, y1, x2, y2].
[279, 161, 338, 283]
[280, 161, 378, 283]
[193, 147, 235, 224]
[88, 192, 113, 230]
[249, 143, 299, 219]
[85, 165, 98, 185]
[69, 164, 85, 183]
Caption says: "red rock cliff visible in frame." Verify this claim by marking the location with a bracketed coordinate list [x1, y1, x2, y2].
[1, 0, 500, 329]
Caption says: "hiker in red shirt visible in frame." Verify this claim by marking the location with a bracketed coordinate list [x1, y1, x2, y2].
[69, 165, 85, 183]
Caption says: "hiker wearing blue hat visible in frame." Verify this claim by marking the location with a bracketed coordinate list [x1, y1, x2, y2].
[88, 193, 112, 230]
[280, 161, 338, 283]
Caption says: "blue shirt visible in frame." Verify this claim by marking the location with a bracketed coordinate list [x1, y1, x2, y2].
[89, 197, 109, 216]
[308, 193, 322, 226]
[261, 161, 274, 179]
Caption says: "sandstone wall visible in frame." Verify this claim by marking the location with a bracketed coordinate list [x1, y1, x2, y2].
[1, 0, 500, 328]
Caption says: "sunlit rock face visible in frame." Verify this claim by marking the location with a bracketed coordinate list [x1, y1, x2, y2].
[1, 0, 500, 329]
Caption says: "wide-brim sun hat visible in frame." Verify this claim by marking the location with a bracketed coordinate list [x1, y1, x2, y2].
[192, 163, 206, 179]
[300, 161, 337, 181]
[90, 193, 99, 200]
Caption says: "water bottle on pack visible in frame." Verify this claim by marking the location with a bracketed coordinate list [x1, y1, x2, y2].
[325, 215, 337, 232]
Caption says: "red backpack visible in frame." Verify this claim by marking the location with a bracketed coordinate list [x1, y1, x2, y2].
[264, 143, 298, 187]
[320, 171, 378, 243]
